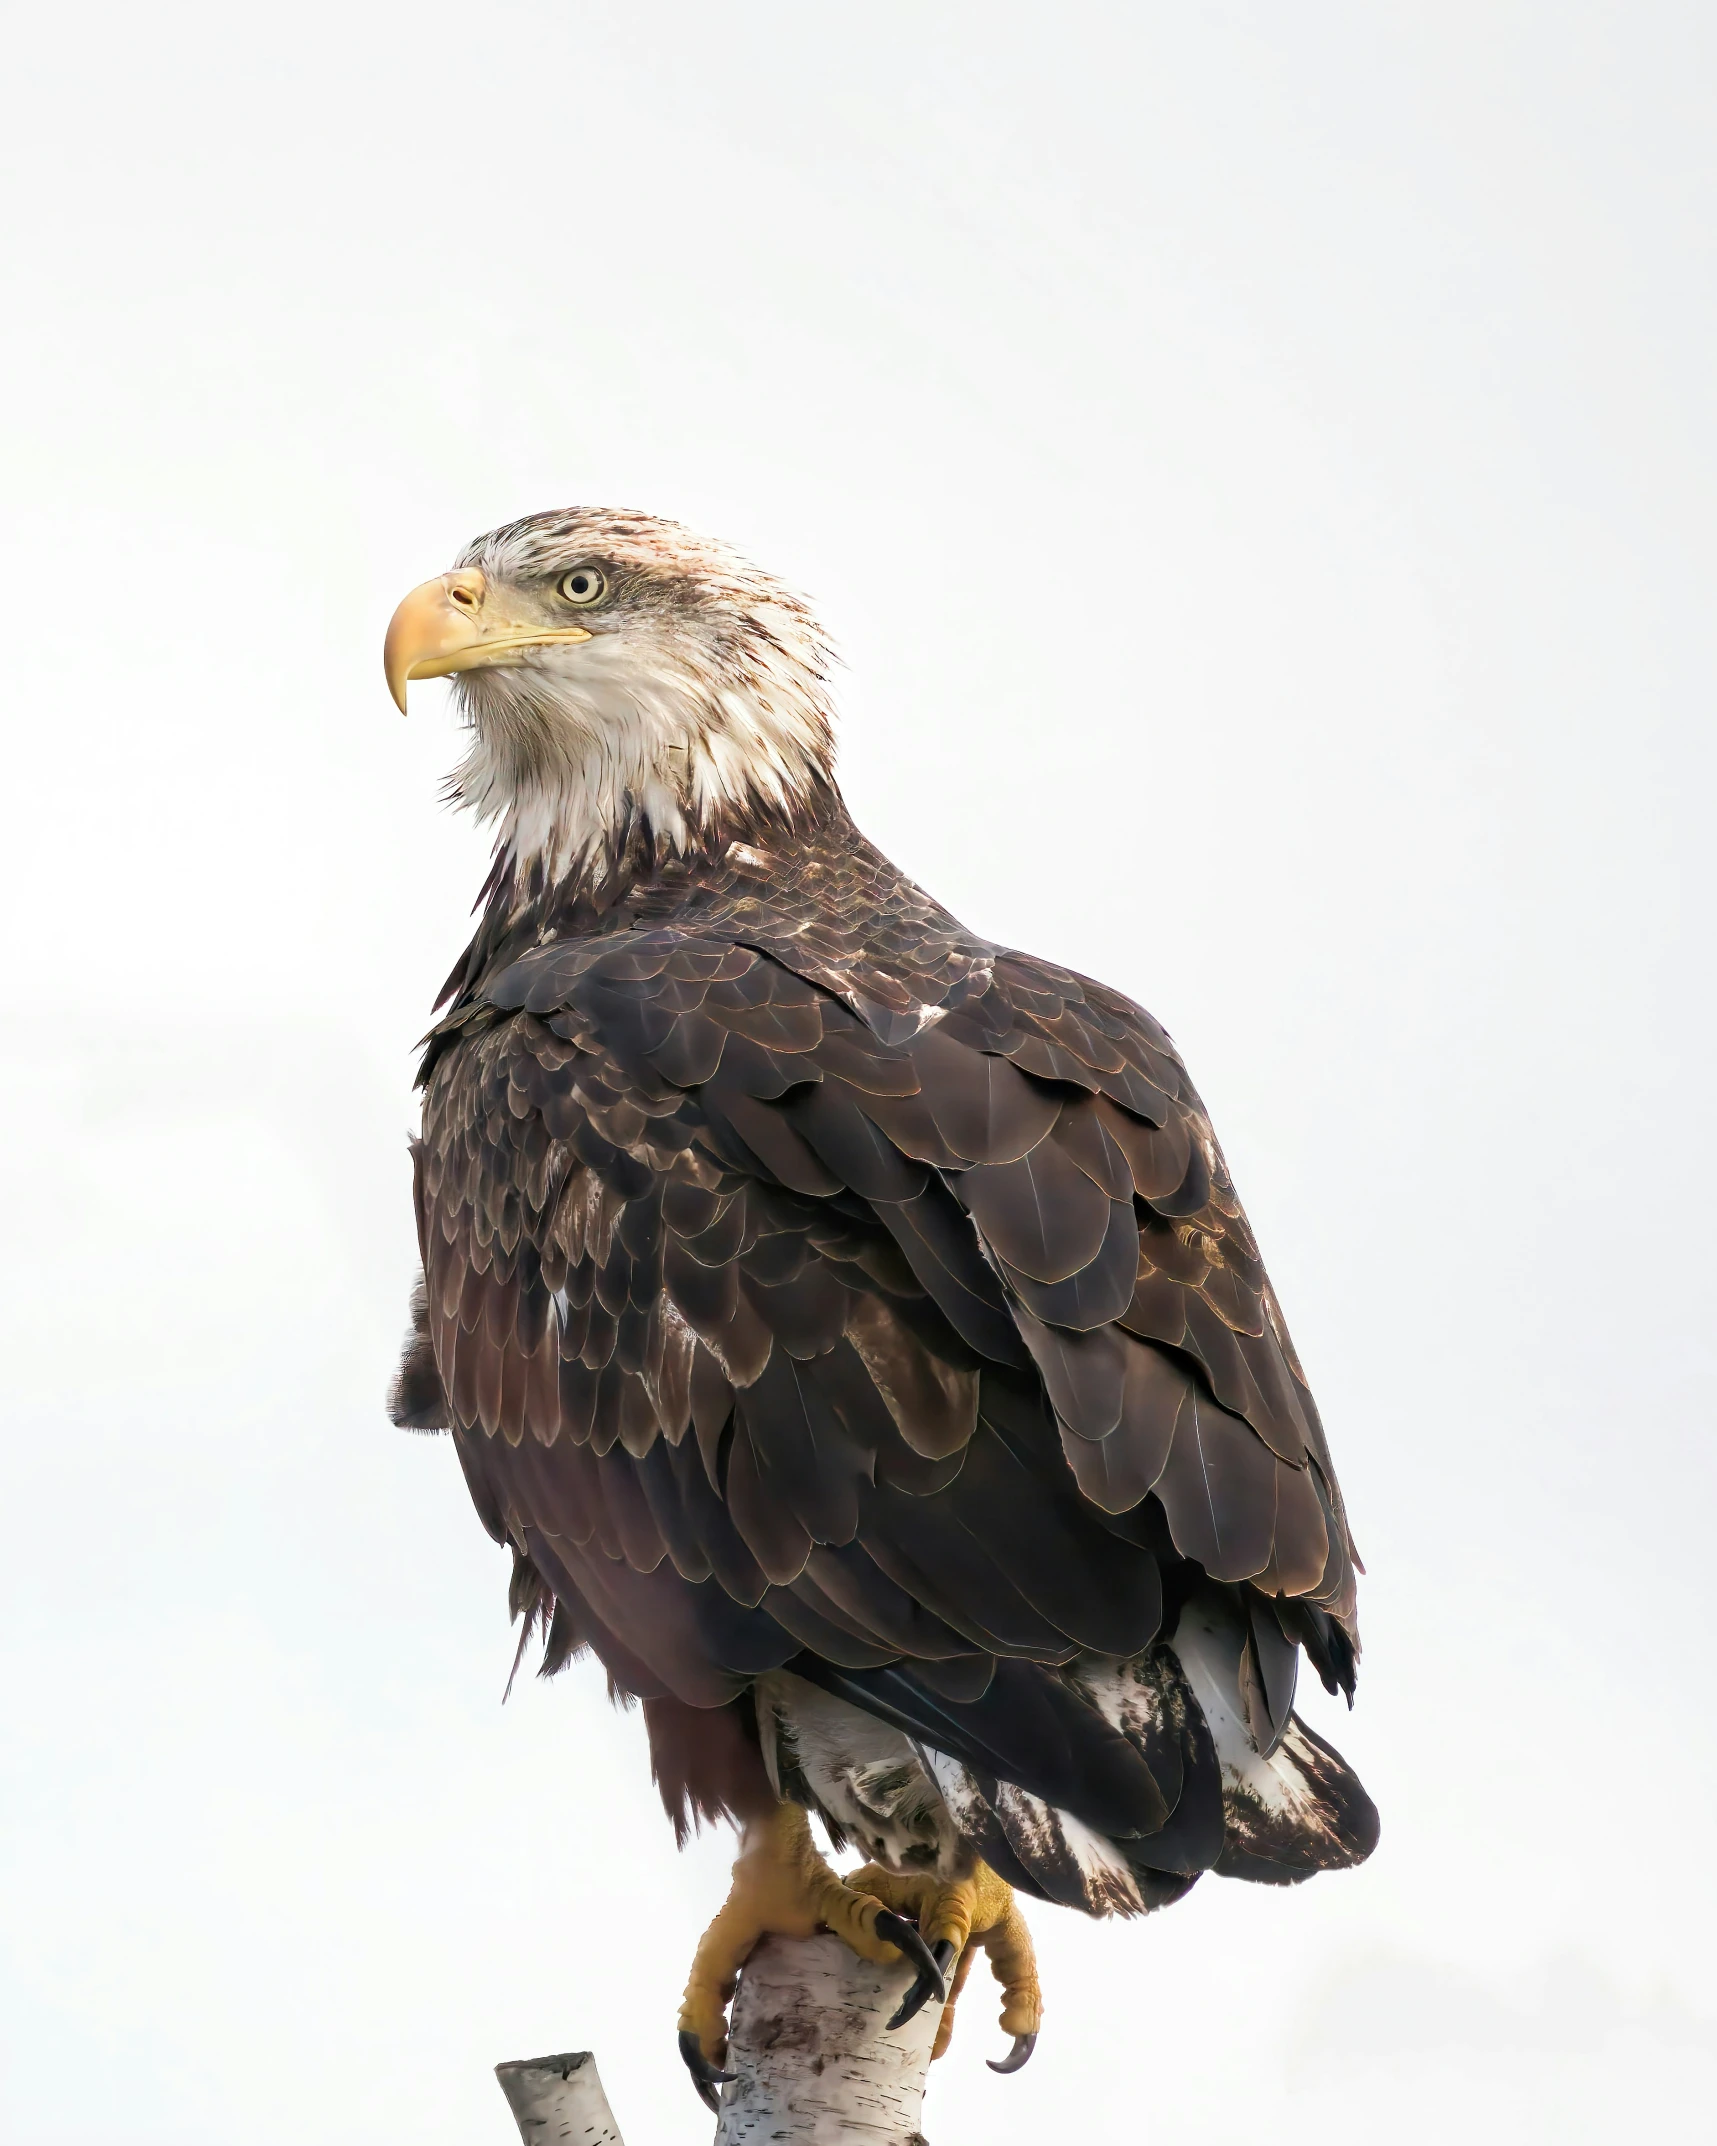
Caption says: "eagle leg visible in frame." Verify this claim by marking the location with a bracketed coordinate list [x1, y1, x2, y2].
[677, 1802, 947, 2106]
[846, 1859, 1043, 2071]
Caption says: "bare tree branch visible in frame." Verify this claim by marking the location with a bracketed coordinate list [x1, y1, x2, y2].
[717, 1931, 941, 2144]
[495, 2051, 626, 2144]
[496, 1932, 943, 2145]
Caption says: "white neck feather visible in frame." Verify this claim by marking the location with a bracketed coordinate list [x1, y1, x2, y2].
[448, 628, 837, 890]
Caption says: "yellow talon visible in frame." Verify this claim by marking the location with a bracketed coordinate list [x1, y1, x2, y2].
[677, 1804, 915, 2068]
[846, 1859, 1043, 2063]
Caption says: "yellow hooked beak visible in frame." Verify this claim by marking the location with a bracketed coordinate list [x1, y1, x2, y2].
[383, 568, 593, 712]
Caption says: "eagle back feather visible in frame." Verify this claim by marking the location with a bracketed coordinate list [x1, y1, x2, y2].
[395, 802, 1372, 1900]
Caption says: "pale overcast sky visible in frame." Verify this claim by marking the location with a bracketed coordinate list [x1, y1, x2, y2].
[3, 6, 1714, 2142]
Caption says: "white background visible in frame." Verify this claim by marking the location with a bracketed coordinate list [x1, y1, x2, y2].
[3, 5, 1713, 2140]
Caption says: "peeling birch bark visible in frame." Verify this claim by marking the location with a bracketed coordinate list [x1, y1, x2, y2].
[715, 1931, 942, 2145]
[495, 2050, 626, 2144]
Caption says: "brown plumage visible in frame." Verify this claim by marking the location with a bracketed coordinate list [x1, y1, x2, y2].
[388, 507, 1377, 1922]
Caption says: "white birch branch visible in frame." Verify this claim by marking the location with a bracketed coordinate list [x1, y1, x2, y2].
[494, 2051, 626, 2144]
[495, 1932, 943, 2145]
[717, 1931, 941, 2145]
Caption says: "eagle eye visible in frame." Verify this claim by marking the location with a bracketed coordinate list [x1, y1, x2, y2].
[558, 565, 608, 608]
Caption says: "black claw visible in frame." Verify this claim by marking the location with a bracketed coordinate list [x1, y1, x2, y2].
[987, 2031, 1038, 2075]
[678, 2029, 736, 2111]
[881, 1922, 953, 2031]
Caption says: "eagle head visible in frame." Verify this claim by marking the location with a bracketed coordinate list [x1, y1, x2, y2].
[384, 507, 838, 883]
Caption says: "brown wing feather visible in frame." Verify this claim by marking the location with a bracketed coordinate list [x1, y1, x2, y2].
[406, 815, 1368, 1870]
[417, 913, 1356, 1703]
[399, 806, 1376, 1889]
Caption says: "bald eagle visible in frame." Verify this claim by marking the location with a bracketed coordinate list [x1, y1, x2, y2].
[384, 509, 1377, 2101]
